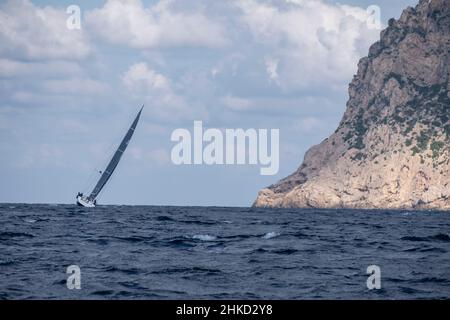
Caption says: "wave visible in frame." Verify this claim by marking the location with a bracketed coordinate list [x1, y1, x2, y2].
[290, 231, 309, 239]
[155, 216, 219, 225]
[0, 259, 15, 266]
[401, 233, 450, 242]
[155, 215, 175, 222]
[193, 234, 216, 241]
[251, 248, 297, 255]
[403, 246, 447, 253]
[91, 290, 115, 296]
[272, 248, 298, 255]
[399, 286, 429, 295]
[262, 231, 280, 239]
[0, 231, 34, 240]
[101, 266, 140, 275]
[88, 238, 109, 245]
[416, 277, 449, 283]
[112, 235, 155, 243]
[166, 238, 196, 248]
[429, 233, 450, 241]
[151, 266, 223, 276]
[217, 234, 252, 241]
[181, 220, 217, 225]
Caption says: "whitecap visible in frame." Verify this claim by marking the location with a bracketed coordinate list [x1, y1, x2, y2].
[24, 219, 37, 223]
[262, 231, 280, 239]
[193, 234, 217, 241]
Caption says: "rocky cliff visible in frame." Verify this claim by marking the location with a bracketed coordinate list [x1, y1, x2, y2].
[253, 0, 450, 210]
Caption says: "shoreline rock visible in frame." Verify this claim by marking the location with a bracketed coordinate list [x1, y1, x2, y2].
[253, 0, 450, 210]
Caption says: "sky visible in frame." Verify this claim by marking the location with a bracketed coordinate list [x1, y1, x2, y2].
[0, 0, 418, 206]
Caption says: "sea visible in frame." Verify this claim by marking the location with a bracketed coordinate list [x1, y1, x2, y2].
[0, 204, 449, 299]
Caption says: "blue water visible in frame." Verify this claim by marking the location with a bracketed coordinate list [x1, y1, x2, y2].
[0, 204, 449, 299]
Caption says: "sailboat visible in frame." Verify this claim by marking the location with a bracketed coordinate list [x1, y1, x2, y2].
[76, 105, 144, 207]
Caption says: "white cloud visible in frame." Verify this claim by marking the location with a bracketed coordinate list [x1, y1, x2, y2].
[0, 59, 82, 78]
[235, 0, 381, 90]
[146, 148, 170, 166]
[222, 95, 253, 111]
[264, 56, 279, 83]
[122, 62, 200, 121]
[17, 143, 65, 168]
[129, 147, 143, 160]
[125, 146, 170, 166]
[0, 1, 101, 111]
[62, 119, 88, 133]
[86, 0, 229, 49]
[0, 0, 90, 60]
[122, 62, 170, 92]
[41, 78, 108, 95]
[211, 68, 220, 77]
[297, 116, 321, 133]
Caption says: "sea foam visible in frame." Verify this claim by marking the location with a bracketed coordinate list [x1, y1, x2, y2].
[193, 234, 216, 241]
[262, 231, 280, 239]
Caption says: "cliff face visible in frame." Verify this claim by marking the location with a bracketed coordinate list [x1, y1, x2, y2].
[254, 0, 450, 210]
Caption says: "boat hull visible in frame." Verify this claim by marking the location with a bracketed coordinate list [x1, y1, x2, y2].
[76, 196, 96, 208]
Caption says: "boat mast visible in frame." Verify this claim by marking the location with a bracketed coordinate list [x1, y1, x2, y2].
[87, 105, 144, 202]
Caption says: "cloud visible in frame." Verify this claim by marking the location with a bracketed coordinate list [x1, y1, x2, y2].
[62, 119, 88, 133]
[86, 0, 229, 49]
[0, 1, 101, 111]
[122, 62, 199, 122]
[1, 68, 109, 108]
[41, 78, 108, 95]
[16, 143, 65, 168]
[264, 56, 280, 83]
[147, 148, 170, 166]
[0, 0, 90, 60]
[128, 146, 170, 166]
[122, 62, 170, 92]
[297, 116, 321, 133]
[235, 0, 381, 91]
[0, 59, 82, 78]
[222, 95, 254, 111]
